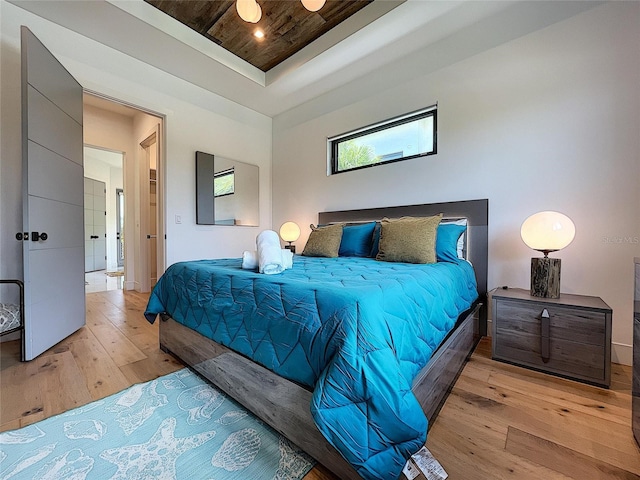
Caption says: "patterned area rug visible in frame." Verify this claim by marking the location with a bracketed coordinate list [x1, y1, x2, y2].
[0, 369, 315, 479]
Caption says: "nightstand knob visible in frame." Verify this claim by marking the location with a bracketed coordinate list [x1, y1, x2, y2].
[540, 308, 550, 362]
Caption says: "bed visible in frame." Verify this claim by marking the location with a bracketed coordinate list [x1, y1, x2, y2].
[146, 199, 488, 480]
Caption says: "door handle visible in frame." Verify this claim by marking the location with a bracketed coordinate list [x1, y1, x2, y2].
[31, 231, 48, 241]
[90, 235, 99, 239]
[16, 232, 29, 241]
[540, 308, 550, 363]
[147, 235, 157, 239]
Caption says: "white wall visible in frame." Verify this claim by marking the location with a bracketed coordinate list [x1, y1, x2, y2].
[0, 2, 272, 288]
[272, 3, 640, 364]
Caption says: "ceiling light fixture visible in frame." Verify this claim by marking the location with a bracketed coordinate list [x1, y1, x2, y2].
[236, 0, 326, 23]
[301, 0, 326, 12]
[236, 0, 261, 23]
[254, 30, 265, 39]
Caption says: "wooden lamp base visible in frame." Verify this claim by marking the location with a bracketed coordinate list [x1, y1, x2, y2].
[531, 257, 561, 298]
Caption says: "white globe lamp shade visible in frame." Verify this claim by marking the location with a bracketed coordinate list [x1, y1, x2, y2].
[520, 211, 575, 256]
[279, 222, 301, 243]
[301, 0, 326, 12]
[237, 0, 261, 23]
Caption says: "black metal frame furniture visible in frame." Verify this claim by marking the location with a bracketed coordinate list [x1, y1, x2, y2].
[0, 279, 25, 362]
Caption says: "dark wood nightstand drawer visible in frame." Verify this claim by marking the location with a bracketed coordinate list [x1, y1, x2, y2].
[493, 329, 606, 383]
[495, 301, 607, 347]
[492, 288, 612, 387]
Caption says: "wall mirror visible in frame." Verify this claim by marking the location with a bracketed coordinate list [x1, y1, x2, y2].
[196, 151, 259, 226]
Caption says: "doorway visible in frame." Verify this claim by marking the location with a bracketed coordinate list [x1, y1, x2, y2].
[83, 93, 164, 295]
[141, 132, 158, 289]
[83, 145, 125, 293]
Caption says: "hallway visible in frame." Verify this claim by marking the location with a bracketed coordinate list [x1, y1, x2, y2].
[85, 269, 124, 294]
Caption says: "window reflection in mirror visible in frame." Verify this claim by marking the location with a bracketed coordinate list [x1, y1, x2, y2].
[196, 151, 259, 226]
[214, 168, 235, 197]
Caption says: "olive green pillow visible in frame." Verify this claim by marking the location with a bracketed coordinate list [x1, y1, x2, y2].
[376, 214, 443, 264]
[302, 224, 343, 258]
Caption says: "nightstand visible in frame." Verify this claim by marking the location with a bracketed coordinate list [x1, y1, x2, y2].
[492, 288, 612, 388]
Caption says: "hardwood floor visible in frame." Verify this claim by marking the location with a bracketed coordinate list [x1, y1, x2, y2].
[426, 340, 640, 480]
[1, 290, 638, 479]
[0, 290, 183, 432]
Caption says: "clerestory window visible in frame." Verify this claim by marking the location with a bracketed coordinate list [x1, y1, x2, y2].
[328, 106, 437, 175]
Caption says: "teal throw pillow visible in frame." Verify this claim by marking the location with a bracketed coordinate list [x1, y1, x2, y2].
[339, 222, 377, 257]
[436, 223, 467, 262]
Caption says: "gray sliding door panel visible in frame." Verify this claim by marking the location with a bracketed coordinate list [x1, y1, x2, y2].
[22, 26, 85, 361]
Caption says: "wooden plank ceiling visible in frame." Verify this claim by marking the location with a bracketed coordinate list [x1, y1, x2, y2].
[145, 0, 372, 72]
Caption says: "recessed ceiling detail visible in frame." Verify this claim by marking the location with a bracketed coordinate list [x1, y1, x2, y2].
[145, 0, 372, 72]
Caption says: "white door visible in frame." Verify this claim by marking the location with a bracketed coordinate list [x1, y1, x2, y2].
[84, 177, 106, 272]
[140, 131, 159, 291]
[21, 27, 85, 361]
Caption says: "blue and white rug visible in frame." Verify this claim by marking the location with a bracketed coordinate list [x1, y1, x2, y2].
[0, 369, 315, 479]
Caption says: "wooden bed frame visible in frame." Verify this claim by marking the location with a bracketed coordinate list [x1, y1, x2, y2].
[159, 199, 488, 480]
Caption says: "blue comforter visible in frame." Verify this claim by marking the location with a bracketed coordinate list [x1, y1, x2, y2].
[144, 256, 478, 479]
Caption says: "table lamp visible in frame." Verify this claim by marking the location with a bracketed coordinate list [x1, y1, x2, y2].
[279, 221, 301, 253]
[520, 211, 575, 298]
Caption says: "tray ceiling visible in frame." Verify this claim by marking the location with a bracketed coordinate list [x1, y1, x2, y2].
[7, 1, 604, 117]
[145, 0, 372, 72]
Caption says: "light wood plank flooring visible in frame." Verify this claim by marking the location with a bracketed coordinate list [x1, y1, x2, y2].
[1, 290, 638, 479]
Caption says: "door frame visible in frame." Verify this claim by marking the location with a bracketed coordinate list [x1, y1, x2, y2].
[116, 188, 124, 268]
[139, 126, 160, 293]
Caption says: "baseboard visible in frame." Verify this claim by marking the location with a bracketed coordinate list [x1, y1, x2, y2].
[613, 342, 632, 366]
[486, 319, 632, 366]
